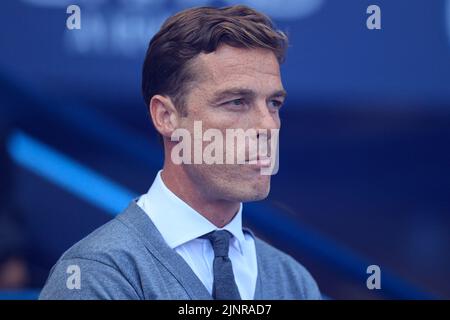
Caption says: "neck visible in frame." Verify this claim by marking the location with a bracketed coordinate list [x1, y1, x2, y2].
[161, 161, 240, 228]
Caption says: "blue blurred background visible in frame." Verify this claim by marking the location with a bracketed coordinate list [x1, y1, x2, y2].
[0, 0, 449, 299]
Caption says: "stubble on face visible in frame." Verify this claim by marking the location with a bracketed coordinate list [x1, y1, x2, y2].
[172, 45, 284, 203]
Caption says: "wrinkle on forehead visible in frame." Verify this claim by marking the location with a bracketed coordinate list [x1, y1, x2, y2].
[195, 45, 281, 85]
[183, 45, 284, 116]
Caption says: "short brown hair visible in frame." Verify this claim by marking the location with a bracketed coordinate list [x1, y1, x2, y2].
[141, 5, 288, 115]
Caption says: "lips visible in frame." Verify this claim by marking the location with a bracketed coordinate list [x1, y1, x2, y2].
[245, 155, 272, 168]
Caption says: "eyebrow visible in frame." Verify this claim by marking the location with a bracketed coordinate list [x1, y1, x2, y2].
[209, 87, 287, 104]
[269, 89, 287, 100]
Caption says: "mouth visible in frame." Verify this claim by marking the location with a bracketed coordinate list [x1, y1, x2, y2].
[244, 155, 272, 168]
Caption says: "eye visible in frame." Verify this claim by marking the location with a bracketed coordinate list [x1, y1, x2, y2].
[229, 99, 244, 106]
[222, 98, 248, 110]
[268, 99, 283, 110]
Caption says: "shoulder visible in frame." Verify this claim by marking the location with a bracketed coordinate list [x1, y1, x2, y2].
[60, 215, 140, 264]
[252, 234, 322, 299]
[39, 215, 145, 300]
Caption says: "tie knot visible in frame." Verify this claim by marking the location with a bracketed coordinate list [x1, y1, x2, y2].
[201, 230, 232, 257]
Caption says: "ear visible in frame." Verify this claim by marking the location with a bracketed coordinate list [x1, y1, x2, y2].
[148, 95, 179, 138]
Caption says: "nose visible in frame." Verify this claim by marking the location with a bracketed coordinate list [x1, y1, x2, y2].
[252, 100, 280, 162]
[255, 99, 280, 138]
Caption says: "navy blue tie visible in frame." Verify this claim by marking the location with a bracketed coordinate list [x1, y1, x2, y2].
[201, 230, 241, 300]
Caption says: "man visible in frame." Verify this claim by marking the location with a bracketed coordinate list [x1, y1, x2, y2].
[40, 5, 321, 300]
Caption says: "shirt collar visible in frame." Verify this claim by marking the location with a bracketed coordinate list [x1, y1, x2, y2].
[137, 170, 245, 254]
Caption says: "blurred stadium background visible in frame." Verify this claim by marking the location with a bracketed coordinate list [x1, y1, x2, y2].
[0, 0, 449, 299]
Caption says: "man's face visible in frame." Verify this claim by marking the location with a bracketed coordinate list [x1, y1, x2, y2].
[175, 45, 285, 203]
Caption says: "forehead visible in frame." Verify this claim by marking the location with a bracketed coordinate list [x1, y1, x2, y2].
[194, 45, 282, 89]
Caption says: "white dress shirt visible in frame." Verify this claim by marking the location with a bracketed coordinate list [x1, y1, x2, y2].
[137, 170, 258, 300]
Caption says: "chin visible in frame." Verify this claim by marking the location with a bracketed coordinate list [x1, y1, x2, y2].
[229, 179, 271, 202]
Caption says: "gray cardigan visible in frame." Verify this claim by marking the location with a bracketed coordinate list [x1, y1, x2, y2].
[39, 201, 321, 300]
